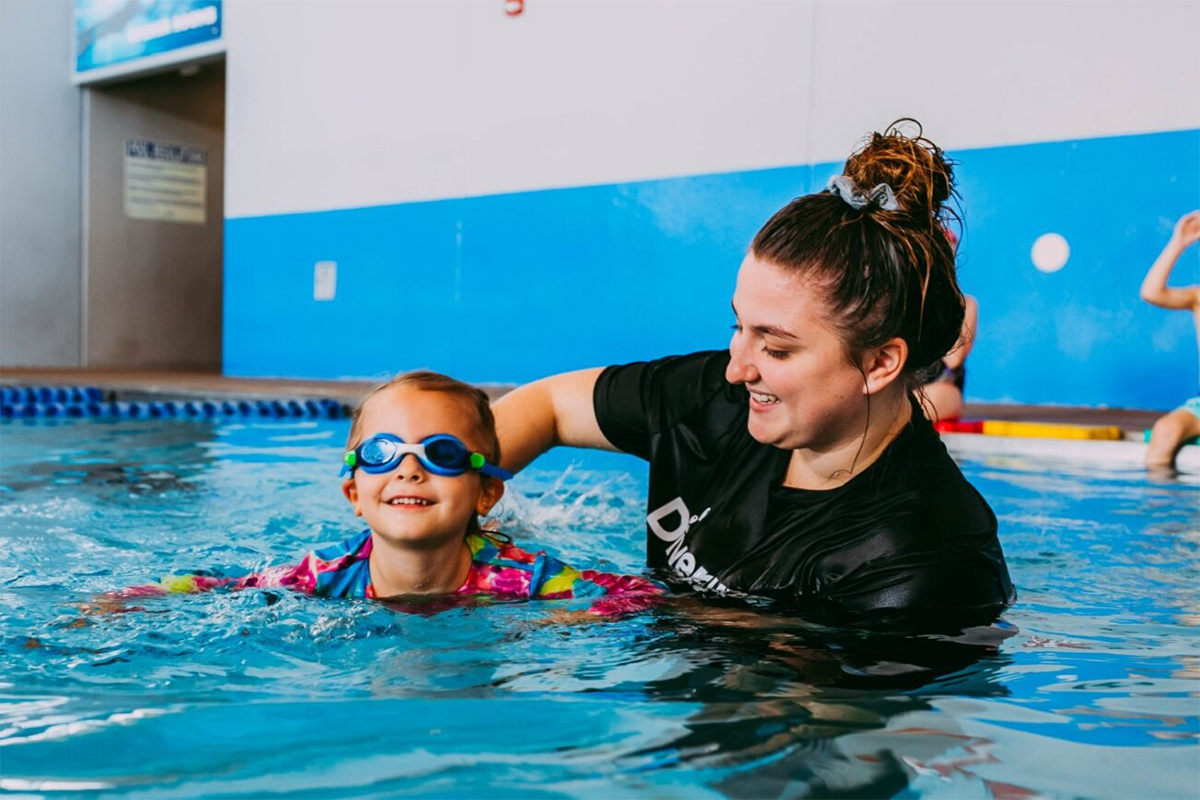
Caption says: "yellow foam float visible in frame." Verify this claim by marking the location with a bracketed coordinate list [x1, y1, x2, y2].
[980, 420, 1123, 441]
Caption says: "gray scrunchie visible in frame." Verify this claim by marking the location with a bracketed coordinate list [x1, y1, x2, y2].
[827, 175, 901, 211]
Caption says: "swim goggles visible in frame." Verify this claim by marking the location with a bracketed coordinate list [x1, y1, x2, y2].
[340, 433, 513, 480]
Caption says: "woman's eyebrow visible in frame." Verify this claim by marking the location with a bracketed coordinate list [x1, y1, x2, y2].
[732, 301, 798, 340]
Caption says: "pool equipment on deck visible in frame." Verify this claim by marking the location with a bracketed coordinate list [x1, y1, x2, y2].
[934, 418, 1124, 441]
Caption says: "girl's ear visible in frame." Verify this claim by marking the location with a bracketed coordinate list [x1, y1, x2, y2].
[342, 478, 363, 517]
[476, 477, 505, 516]
[861, 336, 908, 395]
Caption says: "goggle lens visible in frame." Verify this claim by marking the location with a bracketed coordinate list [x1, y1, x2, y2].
[424, 437, 470, 471]
[359, 437, 399, 467]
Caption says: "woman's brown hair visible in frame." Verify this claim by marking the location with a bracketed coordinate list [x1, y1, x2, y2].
[751, 119, 964, 386]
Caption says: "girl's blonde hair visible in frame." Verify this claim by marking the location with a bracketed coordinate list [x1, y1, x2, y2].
[346, 371, 501, 464]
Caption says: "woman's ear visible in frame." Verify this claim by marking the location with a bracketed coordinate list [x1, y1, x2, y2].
[476, 478, 505, 516]
[861, 337, 908, 395]
[342, 478, 363, 517]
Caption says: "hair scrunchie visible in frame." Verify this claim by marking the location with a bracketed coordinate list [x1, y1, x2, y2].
[827, 175, 901, 212]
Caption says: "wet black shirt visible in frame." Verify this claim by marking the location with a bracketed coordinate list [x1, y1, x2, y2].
[593, 350, 1016, 625]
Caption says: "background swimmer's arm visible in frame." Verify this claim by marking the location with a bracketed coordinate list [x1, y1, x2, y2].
[1140, 211, 1200, 311]
[941, 294, 978, 370]
[494, 367, 617, 473]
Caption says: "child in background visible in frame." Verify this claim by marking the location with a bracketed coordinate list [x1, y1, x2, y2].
[1140, 211, 1200, 469]
[121, 372, 664, 614]
[919, 226, 978, 423]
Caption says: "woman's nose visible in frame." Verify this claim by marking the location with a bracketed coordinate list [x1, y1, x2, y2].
[726, 334, 759, 385]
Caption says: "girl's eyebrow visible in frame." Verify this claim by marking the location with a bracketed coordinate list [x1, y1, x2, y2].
[731, 301, 798, 340]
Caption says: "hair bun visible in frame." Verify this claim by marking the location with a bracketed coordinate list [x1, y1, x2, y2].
[842, 118, 955, 221]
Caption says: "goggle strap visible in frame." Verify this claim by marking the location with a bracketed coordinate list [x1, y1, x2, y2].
[479, 462, 514, 481]
[339, 451, 356, 478]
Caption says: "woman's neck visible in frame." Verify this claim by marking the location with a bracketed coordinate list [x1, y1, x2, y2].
[367, 533, 473, 597]
[784, 388, 913, 491]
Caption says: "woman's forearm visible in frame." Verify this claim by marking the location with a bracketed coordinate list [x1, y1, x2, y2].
[494, 380, 563, 473]
[493, 368, 610, 474]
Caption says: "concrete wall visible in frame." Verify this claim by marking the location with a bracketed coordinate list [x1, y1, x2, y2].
[0, 0, 83, 367]
[84, 64, 225, 369]
[219, 0, 1199, 406]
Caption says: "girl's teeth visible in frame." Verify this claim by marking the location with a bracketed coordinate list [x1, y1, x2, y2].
[751, 391, 780, 404]
[388, 498, 431, 506]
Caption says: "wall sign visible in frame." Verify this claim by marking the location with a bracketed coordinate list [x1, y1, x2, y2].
[124, 138, 207, 224]
[73, 0, 223, 84]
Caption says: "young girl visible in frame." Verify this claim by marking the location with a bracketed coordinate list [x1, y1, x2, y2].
[121, 371, 664, 614]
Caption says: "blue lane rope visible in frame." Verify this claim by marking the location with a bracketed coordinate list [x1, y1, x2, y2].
[0, 386, 350, 420]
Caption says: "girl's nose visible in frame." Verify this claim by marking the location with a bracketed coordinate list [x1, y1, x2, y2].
[392, 453, 426, 481]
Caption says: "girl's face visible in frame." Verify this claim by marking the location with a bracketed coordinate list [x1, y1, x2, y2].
[725, 254, 869, 451]
[342, 386, 503, 549]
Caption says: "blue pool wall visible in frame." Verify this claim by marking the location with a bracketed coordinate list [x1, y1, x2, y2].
[225, 128, 1200, 410]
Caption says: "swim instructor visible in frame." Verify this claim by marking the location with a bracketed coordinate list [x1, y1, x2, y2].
[494, 121, 1015, 626]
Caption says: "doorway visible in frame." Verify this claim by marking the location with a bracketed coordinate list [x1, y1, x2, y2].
[83, 60, 225, 371]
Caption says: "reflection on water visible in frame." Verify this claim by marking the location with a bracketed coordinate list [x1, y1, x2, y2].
[0, 418, 1197, 798]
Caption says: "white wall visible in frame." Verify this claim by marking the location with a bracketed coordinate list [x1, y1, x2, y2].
[807, 0, 1200, 158]
[226, 0, 815, 216]
[225, 0, 1200, 219]
[0, 0, 83, 367]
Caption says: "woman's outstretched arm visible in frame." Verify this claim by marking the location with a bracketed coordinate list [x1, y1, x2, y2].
[493, 367, 615, 473]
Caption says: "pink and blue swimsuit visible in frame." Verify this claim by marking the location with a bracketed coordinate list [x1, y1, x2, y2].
[123, 530, 665, 614]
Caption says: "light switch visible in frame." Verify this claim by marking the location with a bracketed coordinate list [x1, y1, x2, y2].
[314, 261, 337, 301]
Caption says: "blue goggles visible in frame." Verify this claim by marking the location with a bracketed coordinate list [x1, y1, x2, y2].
[341, 433, 512, 481]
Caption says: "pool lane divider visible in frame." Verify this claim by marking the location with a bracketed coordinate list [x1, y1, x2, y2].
[0, 386, 107, 404]
[0, 386, 351, 420]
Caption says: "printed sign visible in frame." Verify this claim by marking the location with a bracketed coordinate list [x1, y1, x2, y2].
[124, 138, 207, 224]
[74, 0, 223, 83]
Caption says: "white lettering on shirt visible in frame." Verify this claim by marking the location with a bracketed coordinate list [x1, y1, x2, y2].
[646, 496, 727, 593]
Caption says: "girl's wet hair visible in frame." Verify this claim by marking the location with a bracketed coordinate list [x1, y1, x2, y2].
[346, 371, 501, 464]
[751, 118, 965, 384]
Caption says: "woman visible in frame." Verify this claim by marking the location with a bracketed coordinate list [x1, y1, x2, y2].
[495, 121, 1015, 627]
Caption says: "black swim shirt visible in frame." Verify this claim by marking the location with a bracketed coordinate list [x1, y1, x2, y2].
[593, 350, 1016, 625]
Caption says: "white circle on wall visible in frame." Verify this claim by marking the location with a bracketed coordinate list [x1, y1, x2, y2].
[1031, 233, 1070, 273]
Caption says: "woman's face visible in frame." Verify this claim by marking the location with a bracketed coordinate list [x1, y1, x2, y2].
[725, 254, 869, 451]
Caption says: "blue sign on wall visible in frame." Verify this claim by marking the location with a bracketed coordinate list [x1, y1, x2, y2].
[73, 0, 222, 83]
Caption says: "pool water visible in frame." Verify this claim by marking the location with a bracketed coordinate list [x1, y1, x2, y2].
[1, 417, 1197, 799]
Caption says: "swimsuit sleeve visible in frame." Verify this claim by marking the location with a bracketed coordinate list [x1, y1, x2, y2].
[593, 350, 732, 460]
[111, 530, 376, 600]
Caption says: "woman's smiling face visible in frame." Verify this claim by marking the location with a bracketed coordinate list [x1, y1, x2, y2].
[725, 253, 870, 452]
[342, 386, 502, 549]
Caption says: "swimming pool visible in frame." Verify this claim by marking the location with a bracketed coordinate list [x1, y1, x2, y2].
[1, 416, 1197, 799]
